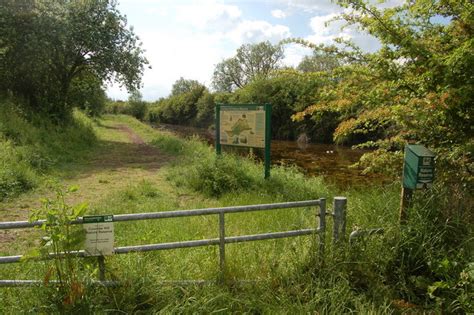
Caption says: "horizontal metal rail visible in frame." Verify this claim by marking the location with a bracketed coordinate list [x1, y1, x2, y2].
[1, 197, 347, 287]
[0, 228, 319, 264]
[0, 280, 119, 287]
[0, 200, 321, 230]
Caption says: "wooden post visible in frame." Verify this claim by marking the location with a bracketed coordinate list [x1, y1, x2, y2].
[399, 186, 413, 224]
[98, 256, 106, 281]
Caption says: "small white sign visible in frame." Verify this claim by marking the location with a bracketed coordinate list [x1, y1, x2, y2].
[83, 215, 114, 256]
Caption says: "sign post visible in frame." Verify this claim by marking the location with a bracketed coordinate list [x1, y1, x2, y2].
[215, 104, 271, 179]
[400, 144, 435, 224]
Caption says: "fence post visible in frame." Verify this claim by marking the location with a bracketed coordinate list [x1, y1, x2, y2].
[98, 256, 106, 281]
[218, 212, 225, 282]
[318, 198, 326, 257]
[333, 197, 347, 243]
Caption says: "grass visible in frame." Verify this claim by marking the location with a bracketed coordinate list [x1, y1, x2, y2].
[0, 114, 472, 314]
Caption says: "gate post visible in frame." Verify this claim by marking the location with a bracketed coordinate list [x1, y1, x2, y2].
[318, 198, 326, 256]
[333, 197, 347, 243]
[218, 212, 226, 283]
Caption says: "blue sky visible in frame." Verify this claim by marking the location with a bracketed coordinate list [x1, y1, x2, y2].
[107, 0, 402, 101]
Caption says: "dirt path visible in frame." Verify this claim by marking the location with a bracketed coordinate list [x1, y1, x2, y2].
[63, 123, 172, 204]
[0, 120, 172, 250]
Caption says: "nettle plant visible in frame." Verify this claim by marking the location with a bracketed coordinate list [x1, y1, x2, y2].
[28, 184, 90, 306]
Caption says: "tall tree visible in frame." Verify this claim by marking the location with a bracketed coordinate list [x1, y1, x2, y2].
[0, 0, 148, 122]
[212, 41, 284, 92]
[171, 77, 203, 96]
[297, 51, 341, 73]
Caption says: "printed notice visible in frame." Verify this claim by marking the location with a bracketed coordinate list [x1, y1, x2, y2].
[83, 215, 114, 256]
[219, 106, 265, 148]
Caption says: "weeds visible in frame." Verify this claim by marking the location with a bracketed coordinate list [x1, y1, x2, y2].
[0, 101, 96, 200]
[1, 115, 472, 313]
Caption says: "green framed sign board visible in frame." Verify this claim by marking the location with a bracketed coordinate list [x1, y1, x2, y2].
[215, 103, 272, 178]
[402, 144, 435, 189]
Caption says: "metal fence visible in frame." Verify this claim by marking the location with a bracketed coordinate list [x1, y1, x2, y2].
[0, 197, 347, 287]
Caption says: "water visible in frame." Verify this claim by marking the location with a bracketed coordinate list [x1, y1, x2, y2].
[153, 124, 385, 188]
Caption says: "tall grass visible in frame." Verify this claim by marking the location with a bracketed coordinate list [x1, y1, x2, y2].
[0, 115, 471, 313]
[0, 99, 96, 199]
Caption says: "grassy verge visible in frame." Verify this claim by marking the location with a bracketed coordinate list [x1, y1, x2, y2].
[0, 101, 96, 200]
[0, 115, 472, 314]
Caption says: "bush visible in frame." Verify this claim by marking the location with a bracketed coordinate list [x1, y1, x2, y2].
[0, 141, 36, 199]
[189, 154, 256, 197]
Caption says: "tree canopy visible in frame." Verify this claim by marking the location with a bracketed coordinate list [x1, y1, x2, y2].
[212, 41, 284, 92]
[171, 77, 203, 97]
[0, 0, 148, 122]
[290, 0, 473, 182]
[297, 51, 341, 73]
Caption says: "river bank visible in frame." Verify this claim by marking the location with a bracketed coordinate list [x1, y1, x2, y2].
[152, 123, 388, 188]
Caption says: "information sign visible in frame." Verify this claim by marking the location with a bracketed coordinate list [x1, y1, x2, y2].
[215, 104, 272, 178]
[83, 215, 114, 256]
[219, 106, 265, 148]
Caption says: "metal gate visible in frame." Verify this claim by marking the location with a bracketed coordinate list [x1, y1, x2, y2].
[0, 197, 347, 286]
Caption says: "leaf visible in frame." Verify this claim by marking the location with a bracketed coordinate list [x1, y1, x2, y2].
[21, 248, 41, 261]
[73, 202, 88, 218]
[68, 185, 79, 193]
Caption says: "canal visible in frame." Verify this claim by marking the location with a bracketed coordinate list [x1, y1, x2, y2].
[153, 124, 386, 188]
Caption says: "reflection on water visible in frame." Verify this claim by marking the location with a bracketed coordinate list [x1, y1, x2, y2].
[153, 124, 385, 188]
[271, 141, 385, 187]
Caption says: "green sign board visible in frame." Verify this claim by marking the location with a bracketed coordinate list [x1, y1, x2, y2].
[402, 144, 435, 189]
[215, 104, 272, 178]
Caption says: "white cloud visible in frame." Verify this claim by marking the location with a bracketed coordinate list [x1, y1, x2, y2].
[306, 12, 380, 52]
[276, 0, 341, 14]
[227, 20, 291, 44]
[107, 1, 297, 100]
[282, 43, 312, 67]
[109, 0, 406, 100]
[271, 9, 286, 19]
[176, 2, 242, 31]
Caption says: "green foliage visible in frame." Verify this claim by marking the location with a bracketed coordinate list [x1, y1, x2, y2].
[148, 81, 208, 126]
[67, 71, 107, 117]
[127, 90, 147, 120]
[230, 70, 328, 140]
[0, 100, 96, 199]
[212, 41, 284, 92]
[287, 0, 473, 186]
[0, 140, 36, 199]
[171, 77, 202, 96]
[27, 184, 93, 311]
[188, 154, 256, 197]
[0, 0, 147, 122]
[384, 185, 474, 313]
[156, 133, 329, 200]
[0, 116, 471, 313]
[297, 50, 341, 73]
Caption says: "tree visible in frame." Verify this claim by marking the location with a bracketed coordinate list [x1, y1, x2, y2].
[230, 70, 327, 140]
[291, 0, 473, 183]
[127, 90, 147, 120]
[0, 0, 148, 122]
[212, 41, 284, 92]
[297, 51, 340, 73]
[67, 71, 106, 117]
[171, 77, 203, 96]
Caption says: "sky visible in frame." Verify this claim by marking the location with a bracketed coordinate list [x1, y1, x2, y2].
[107, 0, 403, 101]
